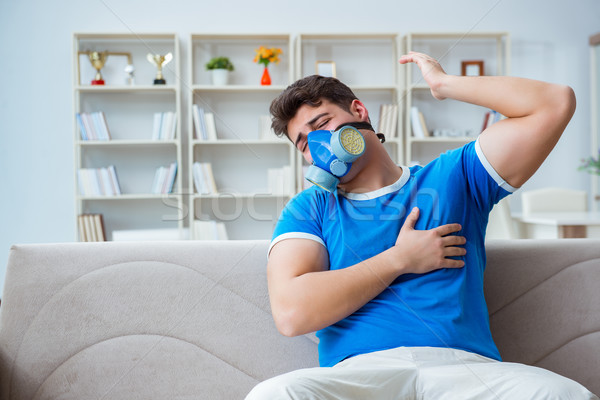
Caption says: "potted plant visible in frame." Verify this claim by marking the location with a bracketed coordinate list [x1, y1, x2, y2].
[578, 150, 600, 202]
[205, 56, 234, 85]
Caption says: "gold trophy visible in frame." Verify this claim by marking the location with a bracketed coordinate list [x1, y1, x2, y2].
[147, 52, 173, 85]
[78, 50, 133, 86]
[87, 51, 108, 85]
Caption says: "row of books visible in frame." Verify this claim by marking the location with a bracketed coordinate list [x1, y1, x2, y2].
[76, 111, 111, 141]
[192, 162, 218, 194]
[77, 166, 122, 197]
[481, 110, 503, 133]
[193, 105, 217, 140]
[193, 220, 229, 240]
[267, 166, 294, 195]
[411, 106, 504, 138]
[152, 111, 177, 140]
[377, 104, 399, 138]
[151, 162, 178, 194]
[78, 214, 106, 242]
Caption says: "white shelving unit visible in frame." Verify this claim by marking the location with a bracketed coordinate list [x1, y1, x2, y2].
[591, 33, 600, 212]
[403, 32, 510, 165]
[73, 33, 183, 241]
[295, 33, 403, 188]
[188, 34, 295, 240]
[70, 31, 515, 242]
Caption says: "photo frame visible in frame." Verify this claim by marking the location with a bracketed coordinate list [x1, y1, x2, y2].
[316, 61, 336, 78]
[461, 60, 484, 77]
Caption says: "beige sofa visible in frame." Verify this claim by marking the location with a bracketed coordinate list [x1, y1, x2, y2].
[0, 239, 598, 399]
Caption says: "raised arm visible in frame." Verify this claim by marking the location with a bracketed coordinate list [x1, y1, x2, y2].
[399, 52, 576, 188]
[268, 207, 466, 336]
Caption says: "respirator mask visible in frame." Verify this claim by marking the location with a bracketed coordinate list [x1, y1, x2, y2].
[305, 121, 377, 192]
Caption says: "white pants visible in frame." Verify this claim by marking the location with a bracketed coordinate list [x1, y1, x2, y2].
[245, 347, 598, 400]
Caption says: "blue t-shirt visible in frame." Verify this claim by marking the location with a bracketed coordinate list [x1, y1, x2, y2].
[270, 139, 516, 367]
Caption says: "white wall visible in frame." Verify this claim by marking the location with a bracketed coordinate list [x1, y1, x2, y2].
[1, 0, 599, 294]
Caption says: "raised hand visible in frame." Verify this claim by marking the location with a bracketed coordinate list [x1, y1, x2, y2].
[399, 51, 448, 100]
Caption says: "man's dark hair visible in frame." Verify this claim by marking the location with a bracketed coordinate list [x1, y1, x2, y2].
[269, 75, 358, 138]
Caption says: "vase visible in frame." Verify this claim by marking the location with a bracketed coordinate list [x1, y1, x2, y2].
[261, 66, 271, 86]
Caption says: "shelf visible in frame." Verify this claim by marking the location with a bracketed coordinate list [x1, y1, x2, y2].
[406, 84, 431, 91]
[78, 194, 180, 201]
[408, 32, 509, 40]
[191, 139, 289, 145]
[75, 33, 177, 40]
[75, 85, 178, 93]
[408, 136, 475, 143]
[349, 85, 399, 91]
[192, 193, 292, 199]
[191, 85, 287, 92]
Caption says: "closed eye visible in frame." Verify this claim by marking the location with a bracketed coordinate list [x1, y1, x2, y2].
[318, 119, 330, 129]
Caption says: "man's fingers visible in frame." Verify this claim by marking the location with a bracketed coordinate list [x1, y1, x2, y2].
[434, 223, 462, 237]
[441, 259, 465, 269]
[401, 207, 420, 231]
[441, 235, 466, 247]
[443, 246, 467, 258]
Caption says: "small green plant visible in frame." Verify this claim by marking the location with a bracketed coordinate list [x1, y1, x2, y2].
[205, 57, 234, 71]
[578, 150, 600, 176]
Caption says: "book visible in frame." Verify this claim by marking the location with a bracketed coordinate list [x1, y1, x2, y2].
[152, 111, 177, 140]
[78, 166, 121, 197]
[152, 162, 177, 194]
[77, 214, 106, 242]
[377, 104, 399, 138]
[481, 109, 502, 133]
[76, 112, 111, 141]
[192, 162, 218, 194]
[192, 105, 207, 140]
[76, 113, 88, 140]
[93, 214, 106, 241]
[410, 106, 425, 138]
[107, 165, 122, 195]
[377, 104, 398, 138]
[152, 112, 162, 140]
[164, 162, 177, 194]
[418, 111, 430, 137]
[377, 104, 388, 135]
[98, 111, 112, 140]
[204, 112, 217, 140]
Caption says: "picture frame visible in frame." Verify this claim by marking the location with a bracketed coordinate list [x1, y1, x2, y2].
[316, 61, 336, 78]
[461, 60, 484, 77]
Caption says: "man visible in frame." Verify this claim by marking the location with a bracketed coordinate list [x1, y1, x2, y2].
[245, 52, 597, 399]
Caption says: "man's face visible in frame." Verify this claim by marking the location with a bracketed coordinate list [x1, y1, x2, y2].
[287, 99, 362, 164]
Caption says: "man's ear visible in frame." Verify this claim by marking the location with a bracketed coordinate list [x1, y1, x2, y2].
[350, 99, 370, 121]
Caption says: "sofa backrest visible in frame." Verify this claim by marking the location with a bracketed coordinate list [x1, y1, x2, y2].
[484, 239, 600, 395]
[0, 239, 598, 398]
[0, 241, 318, 400]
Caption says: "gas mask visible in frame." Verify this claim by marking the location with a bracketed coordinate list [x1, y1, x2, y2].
[304, 122, 375, 192]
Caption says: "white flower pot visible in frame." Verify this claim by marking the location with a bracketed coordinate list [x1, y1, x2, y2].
[211, 69, 229, 85]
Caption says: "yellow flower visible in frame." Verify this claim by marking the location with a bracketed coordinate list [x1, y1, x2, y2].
[254, 46, 282, 67]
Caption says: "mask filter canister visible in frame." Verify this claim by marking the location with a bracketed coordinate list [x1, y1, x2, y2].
[305, 125, 366, 192]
